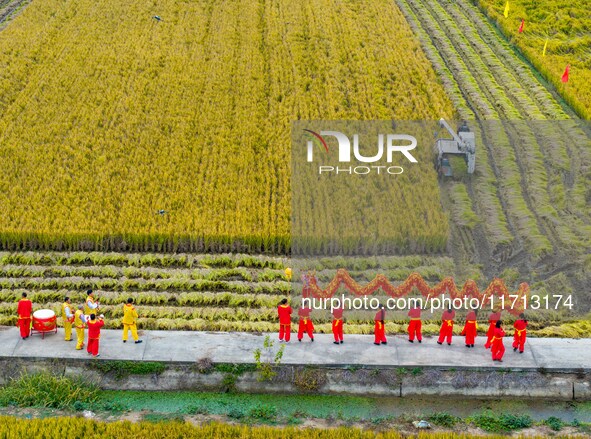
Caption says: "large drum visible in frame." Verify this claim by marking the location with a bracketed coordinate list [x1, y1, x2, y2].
[32, 309, 58, 338]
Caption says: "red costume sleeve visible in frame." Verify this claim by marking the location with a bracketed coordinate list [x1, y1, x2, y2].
[374, 309, 385, 321]
[466, 311, 477, 320]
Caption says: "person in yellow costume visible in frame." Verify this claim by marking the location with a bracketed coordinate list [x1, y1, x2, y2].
[122, 298, 143, 344]
[74, 305, 87, 350]
[62, 297, 74, 341]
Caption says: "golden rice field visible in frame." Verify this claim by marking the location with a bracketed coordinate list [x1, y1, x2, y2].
[476, 0, 591, 119]
[0, 0, 453, 253]
[0, 417, 575, 438]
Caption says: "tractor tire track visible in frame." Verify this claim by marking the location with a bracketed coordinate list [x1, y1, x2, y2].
[399, 0, 553, 263]
[448, 0, 591, 234]
[397, 0, 591, 289]
[416, 0, 569, 258]
[396, 0, 516, 277]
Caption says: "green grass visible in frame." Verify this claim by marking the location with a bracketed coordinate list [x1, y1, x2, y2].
[0, 373, 99, 409]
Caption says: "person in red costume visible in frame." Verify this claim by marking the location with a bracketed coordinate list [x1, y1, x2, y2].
[297, 306, 314, 342]
[86, 314, 105, 357]
[374, 306, 387, 345]
[437, 308, 455, 345]
[16, 292, 32, 340]
[461, 309, 478, 348]
[277, 298, 292, 343]
[512, 313, 528, 353]
[407, 306, 422, 343]
[484, 309, 502, 349]
[332, 307, 344, 345]
[491, 320, 506, 362]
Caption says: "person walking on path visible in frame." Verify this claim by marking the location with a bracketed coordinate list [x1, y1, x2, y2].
[437, 308, 455, 345]
[484, 309, 502, 349]
[62, 297, 74, 341]
[297, 306, 314, 342]
[461, 309, 478, 348]
[84, 290, 99, 315]
[512, 313, 528, 353]
[86, 314, 105, 357]
[491, 320, 506, 362]
[74, 305, 87, 350]
[332, 307, 344, 345]
[16, 292, 32, 340]
[122, 298, 143, 344]
[407, 306, 422, 343]
[277, 298, 292, 343]
[374, 306, 387, 345]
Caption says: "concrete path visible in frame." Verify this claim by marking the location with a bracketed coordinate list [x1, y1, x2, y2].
[0, 326, 589, 371]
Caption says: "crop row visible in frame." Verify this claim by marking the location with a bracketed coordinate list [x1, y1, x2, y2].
[0, 251, 459, 271]
[0, 278, 291, 294]
[0, 252, 284, 269]
[0, 289, 284, 308]
[0, 265, 288, 283]
[0, 296, 564, 326]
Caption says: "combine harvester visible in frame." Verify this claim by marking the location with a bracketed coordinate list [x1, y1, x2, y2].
[434, 118, 476, 177]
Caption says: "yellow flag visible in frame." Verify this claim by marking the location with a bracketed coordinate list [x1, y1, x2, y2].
[543, 38, 548, 56]
[503, 1, 510, 18]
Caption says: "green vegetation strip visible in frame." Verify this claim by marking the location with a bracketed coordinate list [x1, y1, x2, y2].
[1, 374, 591, 433]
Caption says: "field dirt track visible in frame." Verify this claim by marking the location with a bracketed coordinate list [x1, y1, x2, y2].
[397, 0, 591, 310]
[0, 0, 27, 29]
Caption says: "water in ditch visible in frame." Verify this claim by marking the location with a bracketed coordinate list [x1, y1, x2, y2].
[100, 391, 591, 422]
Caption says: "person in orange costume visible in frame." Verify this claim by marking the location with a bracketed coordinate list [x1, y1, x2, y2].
[512, 313, 528, 353]
[484, 310, 502, 349]
[437, 308, 455, 345]
[332, 307, 344, 345]
[461, 309, 478, 348]
[374, 306, 387, 345]
[277, 298, 292, 343]
[86, 314, 105, 357]
[16, 292, 32, 340]
[297, 306, 314, 342]
[407, 306, 422, 343]
[491, 320, 506, 362]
